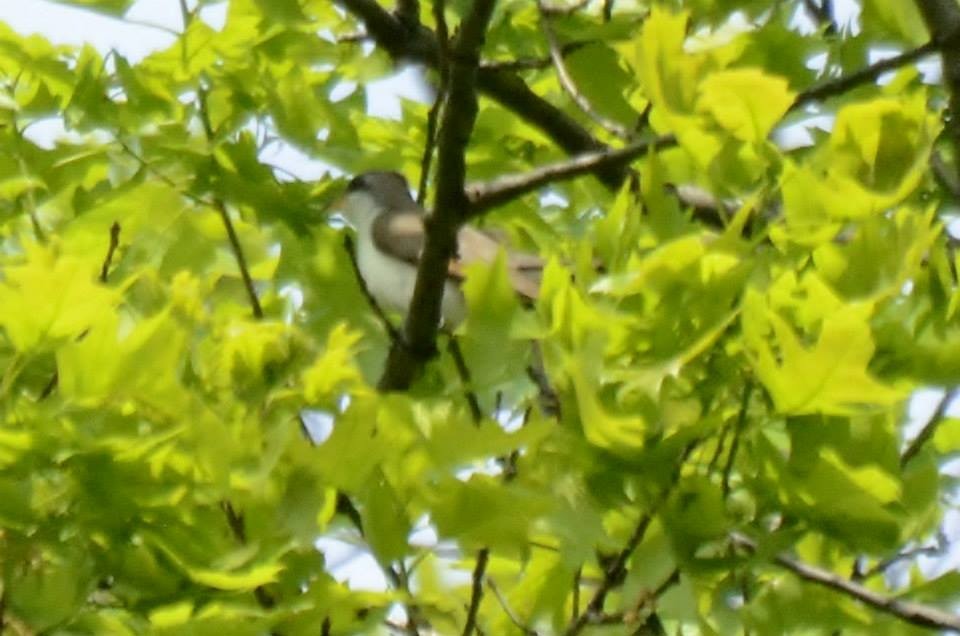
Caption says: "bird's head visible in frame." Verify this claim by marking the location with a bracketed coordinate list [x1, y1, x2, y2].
[332, 171, 418, 230]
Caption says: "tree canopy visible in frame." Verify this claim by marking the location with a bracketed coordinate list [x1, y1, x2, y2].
[1, 0, 960, 634]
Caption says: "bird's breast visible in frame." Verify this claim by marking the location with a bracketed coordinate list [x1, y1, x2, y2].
[355, 236, 466, 326]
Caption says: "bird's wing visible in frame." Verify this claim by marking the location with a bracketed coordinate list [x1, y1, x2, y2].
[372, 210, 542, 301]
[371, 209, 426, 264]
[453, 225, 541, 300]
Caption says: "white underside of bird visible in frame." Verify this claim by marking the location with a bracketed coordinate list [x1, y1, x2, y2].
[345, 190, 468, 325]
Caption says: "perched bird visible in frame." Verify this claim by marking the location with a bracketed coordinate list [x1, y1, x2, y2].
[333, 171, 541, 325]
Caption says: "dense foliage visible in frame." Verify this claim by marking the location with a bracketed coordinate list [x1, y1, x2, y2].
[1, 0, 960, 634]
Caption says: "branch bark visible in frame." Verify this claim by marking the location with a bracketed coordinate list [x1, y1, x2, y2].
[537, 0, 633, 139]
[731, 533, 960, 632]
[915, 0, 960, 183]
[335, 0, 625, 188]
[900, 388, 958, 468]
[378, 0, 497, 390]
[790, 40, 939, 112]
[462, 548, 490, 636]
[465, 135, 675, 216]
[562, 441, 698, 636]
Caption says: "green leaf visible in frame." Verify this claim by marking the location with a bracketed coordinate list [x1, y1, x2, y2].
[742, 276, 906, 415]
[0, 244, 118, 351]
[697, 68, 795, 142]
[431, 475, 553, 552]
[45, 0, 135, 15]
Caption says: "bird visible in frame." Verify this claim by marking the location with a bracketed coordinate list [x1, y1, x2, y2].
[332, 171, 542, 326]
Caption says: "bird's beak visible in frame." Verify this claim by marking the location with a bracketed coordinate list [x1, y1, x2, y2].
[327, 192, 353, 229]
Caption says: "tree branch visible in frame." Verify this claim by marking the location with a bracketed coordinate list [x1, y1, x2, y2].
[396, 0, 420, 27]
[379, 0, 497, 391]
[220, 500, 276, 609]
[480, 41, 589, 71]
[197, 89, 264, 320]
[730, 533, 960, 632]
[342, 234, 403, 343]
[721, 380, 753, 497]
[462, 548, 490, 636]
[417, 0, 448, 205]
[99, 222, 121, 284]
[932, 150, 960, 199]
[790, 40, 939, 112]
[488, 578, 539, 635]
[537, 0, 633, 139]
[448, 336, 484, 423]
[853, 541, 943, 582]
[465, 135, 676, 216]
[602, 0, 614, 21]
[335, 0, 626, 188]
[901, 388, 958, 468]
[915, 0, 960, 182]
[562, 441, 698, 636]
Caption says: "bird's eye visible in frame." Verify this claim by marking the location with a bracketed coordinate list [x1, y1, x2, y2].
[346, 175, 366, 192]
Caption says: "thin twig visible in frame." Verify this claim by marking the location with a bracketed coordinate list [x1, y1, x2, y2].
[0, 577, 6, 634]
[730, 533, 960, 632]
[178, 0, 192, 29]
[342, 234, 403, 343]
[417, 0, 449, 205]
[932, 150, 960, 199]
[722, 380, 753, 497]
[212, 199, 264, 319]
[488, 578, 539, 635]
[571, 567, 581, 621]
[448, 336, 484, 423]
[901, 388, 958, 467]
[537, 0, 633, 139]
[563, 441, 698, 636]
[791, 40, 939, 111]
[854, 541, 943, 582]
[462, 549, 490, 636]
[802, 0, 836, 35]
[40, 222, 122, 401]
[113, 139, 215, 208]
[99, 222, 121, 283]
[466, 136, 676, 216]
[526, 341, 560, 418]
[480, 41, 589, 71]
[197, 89, 264, 320]
[220, 500, 276, 609]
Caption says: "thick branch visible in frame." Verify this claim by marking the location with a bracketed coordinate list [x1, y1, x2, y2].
[379, 0, 497, 390]
[731, 533, 960, 632]
[335, 0, 624, 188]
[395, 0, 420, 27]
[466, 136, 675, 216]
